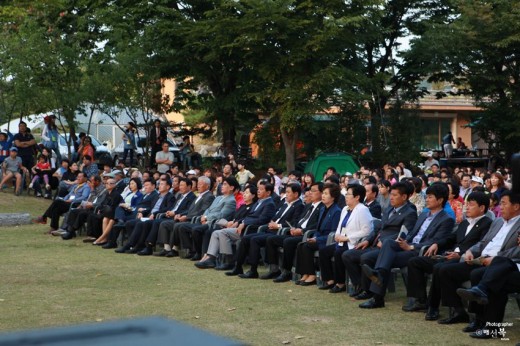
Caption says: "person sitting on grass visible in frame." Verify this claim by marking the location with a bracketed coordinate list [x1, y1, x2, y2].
[0, 147, 28, 195]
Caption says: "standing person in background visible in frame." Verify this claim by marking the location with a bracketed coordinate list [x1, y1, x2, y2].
[122, 122, 136, 167]
[179, 135, 195, 170]
[41, 115, 61, 162]
[235, 160, 255, 189]
[13, 121, 36, 171]
[149, 119, 167, 169]
[442, 131, 456, 158]
[155, 142, 174, 174]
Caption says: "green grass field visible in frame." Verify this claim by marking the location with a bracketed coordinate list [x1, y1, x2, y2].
[0, 192, 518, 345]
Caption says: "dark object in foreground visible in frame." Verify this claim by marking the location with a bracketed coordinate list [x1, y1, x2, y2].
[0, 316, 244, 346]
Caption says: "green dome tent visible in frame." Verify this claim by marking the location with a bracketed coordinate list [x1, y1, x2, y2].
[304, 152, 360, 180]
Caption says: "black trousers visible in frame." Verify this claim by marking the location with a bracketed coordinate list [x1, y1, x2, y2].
[190, 224, 210, 255]
[319, 244, 349, 284]
[66, 208, 93, 231]
[235, 232, 263, 269]
[126, 219, 155, 249]
[468, 257, 520, 323]
[295, 241, 319, 276]
[342, 247, 376, 290]
[407, 256, 459, 303]
[145, 218, 170, 246]
[171, 221, 191, 248]
[43, 199, 71, 230]
[438, 261, 483, 308]
[86, 213, 103, 238]
[248, 232, 277, 270]
[266, 235, 303, 271]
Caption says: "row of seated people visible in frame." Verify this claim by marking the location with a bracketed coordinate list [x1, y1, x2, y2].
[34, 172, 520, 340]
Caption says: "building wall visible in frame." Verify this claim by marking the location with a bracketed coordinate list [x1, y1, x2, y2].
[161, 79, 185, 124]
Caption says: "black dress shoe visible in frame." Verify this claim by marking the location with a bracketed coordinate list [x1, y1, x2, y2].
[215, 263, 234, 271]
[402, 301, 427, 312]
[137, 247, 153, 256]
[456, 287, 489, 305]
[61, 231, 76, 240]
[238, 270, 259, 279]
[185, 252, 195, 259]
[425, 308, 440, 321]
[114, 246, 129, 254]
[273, 273, 292, 283]
[438, 312, 469, 324]
[125, 247, 140, 254]
[101, 242, 117, 249]
[354, 291, 374, 300]
[463, 320, 483, 333]
[349, 286, 362, 297]
[195, 259, 216, 269]
[190, 253, 201, 261]
[225, 267, 243, 276]
[154, 249, 169, 257]
[329, 285, 347, 293]
[260, 270, 281, 280]
[299, 279, 316, 286]
[165, 249, 179, 257]
[318, 283, 335, 290]
[362, 264, 382, 287]
[359, 298, 385, 309]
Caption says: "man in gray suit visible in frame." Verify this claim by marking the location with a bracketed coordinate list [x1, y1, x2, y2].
[156, 176, 215, 258]
[178, 177, 239, 259]
[435, 190, 520, 325]
[360, 183, 455, 309]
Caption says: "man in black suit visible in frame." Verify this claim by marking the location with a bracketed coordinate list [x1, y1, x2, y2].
[225, 181, 277, 277]
[456, 253, 520, 339]
[435, 190, 520, 325]
[107, 178, 176, 251]
[263, 182, 324, 283]
[364, 183, 382, 219]
[238, 183, 305, 279]
[360, 183, 455, 309]
[403, 192, 492, 315]
[342, 182, 418, 299]
[149, 119, 167, 168]
[157, 176, 215, 259]
[144, 177, 196, 256]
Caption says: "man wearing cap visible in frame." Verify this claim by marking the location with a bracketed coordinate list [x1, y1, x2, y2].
[0, 147, 27, 195]
[424, 151, 440, 170]
[13, 121, 37, 170]
[112, 170, 127, 194]
[155, 141, 174, 174]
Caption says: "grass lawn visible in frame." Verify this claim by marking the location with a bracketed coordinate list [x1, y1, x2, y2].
[0, 192, 518, 345]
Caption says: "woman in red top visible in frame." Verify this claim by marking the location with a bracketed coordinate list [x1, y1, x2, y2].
[77, 136, 95, 162]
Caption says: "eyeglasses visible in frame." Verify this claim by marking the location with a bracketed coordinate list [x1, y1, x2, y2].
[105, 182, 116, 185]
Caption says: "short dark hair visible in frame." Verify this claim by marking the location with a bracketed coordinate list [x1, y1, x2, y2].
[130, 177, 143, 190]
[410, 177, 423, 194]
[425, 182, 449, 207]
[390, 182, 410, 199]
[364, 176, 377, 185]
[161, 178, 172, 188]
[289, 170, 302, 179]
[501, 190, 520, 205]
[258, 180, 274, 194]
[447, 181, 460, 198]
[467, 191, 490, 213]
[311, 182, 324, 192]
[379, 179, 391, 189]
[224, 176, 240, 191]
[323, 182, 341, 203]
[348, 184, 366, 202]
[366, 183, 379, 197]
[92, 175, 102, 183]
[83, 155, 92, 161]
[179, 177, 192, 187]
[325, 175, 340, 185]
[286, 183, 302, 197]
[245, 185, 258, 203]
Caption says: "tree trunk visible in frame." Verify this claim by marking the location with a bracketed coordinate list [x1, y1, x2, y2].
[217, 117, 236, 146]
[280, 127, 296, 172]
